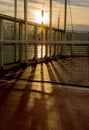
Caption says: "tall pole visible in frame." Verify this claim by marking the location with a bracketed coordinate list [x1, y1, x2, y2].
[49, 0, 52, 57]
[14, 0, 17, 40]
[61, 0, 67, 56]
[14, 0, 17, 18]
[41, 10, 44, 58]
[41, 9, 44, 41]
[14, 0, 18, 63]
[0, 20, 3, 69]
[24, 0, 28, 62]
[24, 0, 28, 40]
[50, 0, 52, 41]
[64, 0, 67, 40]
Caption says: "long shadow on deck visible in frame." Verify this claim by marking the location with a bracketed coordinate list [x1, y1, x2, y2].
[0, 57, 89, 130]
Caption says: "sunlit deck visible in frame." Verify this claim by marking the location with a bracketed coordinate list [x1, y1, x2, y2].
[0, 57, 89, 130]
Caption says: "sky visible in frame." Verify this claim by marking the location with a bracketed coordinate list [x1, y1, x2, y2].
[0, 0, 89, 31]
[27, 0, 89, 31]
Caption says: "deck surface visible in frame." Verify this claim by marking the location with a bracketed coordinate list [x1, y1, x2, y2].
[0, 57, 89, 130]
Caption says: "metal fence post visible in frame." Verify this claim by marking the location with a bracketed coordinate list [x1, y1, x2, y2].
[0, 19, 3, 69]
[24, 0, 28, 63]
[34, 25, 37, 61]
[19, 23, 24, 64]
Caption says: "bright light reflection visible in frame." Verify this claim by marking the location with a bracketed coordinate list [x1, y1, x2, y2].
[37, 45, 46, 58]
[44, 84, 53, 93]
[34, 10, 49, 25]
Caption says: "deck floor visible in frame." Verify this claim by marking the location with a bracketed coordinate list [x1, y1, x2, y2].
[0, 57, 89, 130]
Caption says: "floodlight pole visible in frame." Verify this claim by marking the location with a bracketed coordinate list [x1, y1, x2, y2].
[24, 0, 28, 63]
[64, 0, 67, 40]
[49, 0, 52, 57]
[24, 0, 28, 40]
[41, 10, 44, 58]
[14, 0, 17, 18]
[61, 0, 67, 56]
[14, 0, 17, 40]
[50, 0, 52, 41]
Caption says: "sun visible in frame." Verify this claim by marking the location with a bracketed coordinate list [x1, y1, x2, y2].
[34, 10, 49, 25]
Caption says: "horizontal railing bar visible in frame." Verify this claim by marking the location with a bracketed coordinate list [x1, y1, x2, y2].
[0, 40, 89, 45]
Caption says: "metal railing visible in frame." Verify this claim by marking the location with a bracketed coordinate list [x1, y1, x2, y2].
[0, 40, 89, 67]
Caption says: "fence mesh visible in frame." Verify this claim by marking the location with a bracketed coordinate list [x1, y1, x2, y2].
[0, 41, 89, 87]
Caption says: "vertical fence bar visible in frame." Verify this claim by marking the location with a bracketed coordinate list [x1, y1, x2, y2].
[19, 23, 24, 64]
[14, 0, 17, 19]
[45, 28, 48, 58]
[41, 10, 44, 59]
[0, 19, 3, 69]
[14, 0, 17, 40]
[34, 25, 37, 61]
[54, 31, 55, 57]
[61, 31, 65, 56]
[62, 0, 67, 56]
[49, 0, 52, 57]
[14, 0, 18, 62]
[24, 0, 28, 63]
[87, 34, 89, 57]
[88, 44, 89, 56]
[71, 31, 74, 56]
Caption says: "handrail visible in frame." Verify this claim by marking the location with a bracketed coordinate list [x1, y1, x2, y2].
[0, 40, 89, 45]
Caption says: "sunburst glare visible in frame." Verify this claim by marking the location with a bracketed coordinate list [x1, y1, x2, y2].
[34, 10, 49, 25]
